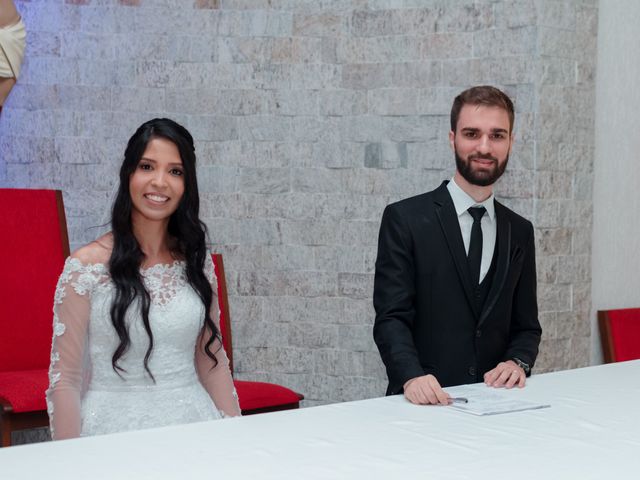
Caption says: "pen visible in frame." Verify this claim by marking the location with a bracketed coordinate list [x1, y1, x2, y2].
[450, 397, 468, 404]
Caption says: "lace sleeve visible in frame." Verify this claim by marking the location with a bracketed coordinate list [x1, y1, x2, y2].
[195, 255, 241, 418]
[46, 258, 98, 440]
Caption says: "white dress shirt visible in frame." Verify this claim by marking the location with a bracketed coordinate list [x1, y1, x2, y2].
[446, 178, 496, 283]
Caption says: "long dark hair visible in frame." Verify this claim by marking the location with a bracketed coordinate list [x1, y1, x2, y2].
[109, 118, 218, 379]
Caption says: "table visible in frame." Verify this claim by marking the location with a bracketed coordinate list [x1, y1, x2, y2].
[2, 361, 639, 479]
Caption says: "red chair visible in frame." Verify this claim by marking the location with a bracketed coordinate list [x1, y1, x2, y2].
[0, 189, 70, 447]
[598, 308, 640, 363]
[212, 254, 304, 414]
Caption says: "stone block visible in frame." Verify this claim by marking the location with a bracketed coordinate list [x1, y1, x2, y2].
[493, 169, 534, 199]
[337, 36, 422, 64]
[239, 167, 290, 194]
[534, 200, 560, 228]
[198, 165, 239, 193]
[203, 217, 240, 244]
[539, 311, 557, 341]
[350, 9, 403, 37]
[391, 61, 441, 88]
[406, 141, 451, 170]
[336, 324, 376, 352]
[288, 322, 339, 349]
[293, 11, 345, 36]
[237, 218, 283, 245]
[200, 192, 245, 219]
[421, 32, 472, 58]
[536, 171, 572, 199]
[166, 88, 268, 115]
[0, 136, 55, 164]
[235, 346, 313, 374]
[318, 90, 368, 116]
[341, 63, 393, 90]
[313, 245, 364, 273]
[262, 296, 340, 324]
[100, 87, 160, 113]
[55, 137, 107, 165]
[290, 64, 341, 89]
[281, 218, 342, 245]
[470, 56, 535, 85]
[474, 26, 536, 57]
[62, 32, 114, 60]
[537, 27, 577, 58]
[556, 255, 590, 284]
[537, 283, 571, 313]
[289, 116, 340, 142]
[571, 227, 591, 255]
[368, 89, 421, 116]
[536, 256, 558, 284]
[496, 197, 534, 219]
[494, 0, 537, 28]
[80, 6, 137, 34]
[535, 228, 572, 256]
[271, 89, 318, 116]
[20, 58, 80, 86]
[291, 167, 345, 194]
[558, 200, 592, 228]
[19, 3, 81, 33]
[237, 115, 292, 141]
[188, 115, 239, 142]
[571, 281, 591, 313]
[258, 245, 317, 271]
[436, 2, 494, 32]
[338, 272, 374, 299]
[536, 0, 576, 29]
[26, 31, 61, 57]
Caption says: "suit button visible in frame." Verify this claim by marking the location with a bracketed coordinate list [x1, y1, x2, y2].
[468, 366, 476, 376]
[476, 330, 481, 338]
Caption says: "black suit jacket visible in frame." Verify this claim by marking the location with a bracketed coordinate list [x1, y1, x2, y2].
[373, 181, 542, 395]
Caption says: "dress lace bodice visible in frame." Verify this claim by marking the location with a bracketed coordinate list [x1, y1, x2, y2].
[46, 254, 240, 439]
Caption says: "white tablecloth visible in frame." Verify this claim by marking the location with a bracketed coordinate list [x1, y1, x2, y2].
[2, 361, 640, 479]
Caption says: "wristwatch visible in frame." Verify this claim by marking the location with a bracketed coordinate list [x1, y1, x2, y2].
[512, 357, 531, 375]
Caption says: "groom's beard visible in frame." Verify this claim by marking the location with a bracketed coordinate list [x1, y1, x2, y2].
[455, 149, 509, 187]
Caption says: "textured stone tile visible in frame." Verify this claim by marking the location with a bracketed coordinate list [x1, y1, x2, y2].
[293, 12, 345, 37]
[536, 171, 573, 199]
[318, 89, 368, 116]
[341, 63, 393, 90]
[536, 228, 572, 256]
[538, 27, 577, 58]
[536, 256, 558, 284]
[336, 36, 422, 64]
[474, 26, 537, 57]
[538, 283, 571, 313]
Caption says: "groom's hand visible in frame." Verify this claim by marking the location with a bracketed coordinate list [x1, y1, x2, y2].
[403, 374, 450, 405]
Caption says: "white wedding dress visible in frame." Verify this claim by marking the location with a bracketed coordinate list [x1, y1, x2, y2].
[46, 254, 240, 439]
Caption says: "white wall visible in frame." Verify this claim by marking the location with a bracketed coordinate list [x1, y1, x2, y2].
[591, 0, 640, 362]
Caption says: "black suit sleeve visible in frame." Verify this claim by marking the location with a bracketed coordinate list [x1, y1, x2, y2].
[373, 204, 429, 394]
[503, 221, 542, 370]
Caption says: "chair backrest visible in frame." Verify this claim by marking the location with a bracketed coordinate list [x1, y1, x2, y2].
[212, 253, 234, 374]
[598, 308, 640, 363]
[0, 189, 70, 372]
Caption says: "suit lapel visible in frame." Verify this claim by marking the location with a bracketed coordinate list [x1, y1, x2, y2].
[478, 202, 511, 327]
[433, 183, 477, 316]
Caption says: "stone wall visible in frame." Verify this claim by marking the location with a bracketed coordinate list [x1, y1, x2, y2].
[0, 0, 597, 411]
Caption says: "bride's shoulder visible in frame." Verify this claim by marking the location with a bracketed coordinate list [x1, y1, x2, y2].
[70, 233, 113, 266]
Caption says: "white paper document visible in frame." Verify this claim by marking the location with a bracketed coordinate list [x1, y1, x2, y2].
[444, 383, 550, 416]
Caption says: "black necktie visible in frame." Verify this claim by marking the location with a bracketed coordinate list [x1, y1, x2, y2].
[467, 206, 486, 286]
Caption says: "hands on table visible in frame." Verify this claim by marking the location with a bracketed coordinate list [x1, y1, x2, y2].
[403, 360, 526, 405]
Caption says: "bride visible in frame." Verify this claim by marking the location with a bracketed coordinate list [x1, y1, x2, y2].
[46, 118, 241, 439]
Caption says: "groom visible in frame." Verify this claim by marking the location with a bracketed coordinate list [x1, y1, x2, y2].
[373, 85, 542, 405]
